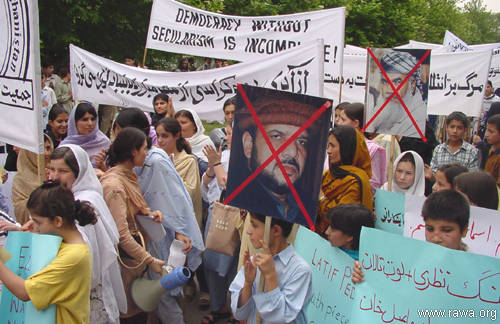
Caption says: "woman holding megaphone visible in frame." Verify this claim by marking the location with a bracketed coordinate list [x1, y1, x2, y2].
[100, 127, 166, 323]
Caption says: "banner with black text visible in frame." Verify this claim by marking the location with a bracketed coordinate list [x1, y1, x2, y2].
[0, 0, 44, 153]
[146, 0, 344, 98]
[70, 41, 324, 121]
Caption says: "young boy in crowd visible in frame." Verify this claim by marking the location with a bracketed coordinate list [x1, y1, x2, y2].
[429, 111, 478, 174]
[325, 204, 375, 260]
[229, 212, 312, 323]
[352, 190, 470, 282]
[484, 114, 500, 184]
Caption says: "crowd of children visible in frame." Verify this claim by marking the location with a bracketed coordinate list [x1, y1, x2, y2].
[0, 56, 499, 324]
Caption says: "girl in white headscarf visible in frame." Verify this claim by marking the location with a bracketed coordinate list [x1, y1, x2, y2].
[175, 108, 214, 162]
[50, 144, 126, 324]
[382, 150, 425, 196]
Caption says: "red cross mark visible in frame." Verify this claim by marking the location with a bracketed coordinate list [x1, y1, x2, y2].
[361, 47, 431, 142]
[223, 84, 331, 231]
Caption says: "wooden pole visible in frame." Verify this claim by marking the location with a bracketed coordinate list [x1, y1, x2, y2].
[141, 47, 148, 68]
[256, 216, 271, 324]
[387, 136, 396, 191]
[37, 153, 45, 183]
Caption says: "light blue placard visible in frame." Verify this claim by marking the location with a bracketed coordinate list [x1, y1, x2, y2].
[374, 189, 405, 235]
[351, 228, 500, 323]
[295, 226, 356, 324]
[0, 232, 62, 324]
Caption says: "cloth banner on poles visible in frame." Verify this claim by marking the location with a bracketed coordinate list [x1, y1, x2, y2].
[0, 0, 44, 153]
[392, 41, 492, 117]
[145, 0, 345, 99]
[70, 41, 325, 121]
[427, 50, 492, 117]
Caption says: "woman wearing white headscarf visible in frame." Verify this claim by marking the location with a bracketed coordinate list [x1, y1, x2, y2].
[382, 150, 425, 196]
[50, 144, 126, 323]
[175, 108, 214, 162]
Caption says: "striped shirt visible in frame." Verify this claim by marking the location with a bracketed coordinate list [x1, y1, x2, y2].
[430, 140, 479, 173]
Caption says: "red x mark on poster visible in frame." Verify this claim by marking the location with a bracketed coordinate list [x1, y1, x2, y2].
[361, 47, 431, 142]
[223, 84, 331, 231]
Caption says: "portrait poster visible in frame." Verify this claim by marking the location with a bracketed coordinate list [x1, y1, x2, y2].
[364, 48, 431, 138]
[225, 84, 331, 228]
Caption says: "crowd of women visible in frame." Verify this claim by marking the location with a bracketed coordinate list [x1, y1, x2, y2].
[0, 69, 499, 324]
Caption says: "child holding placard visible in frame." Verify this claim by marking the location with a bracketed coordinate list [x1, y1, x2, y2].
[229, 212, 312, 324]
[0, 182, 94, 324]
[324, 204, 375, 260]
[352, 190, 470, 283]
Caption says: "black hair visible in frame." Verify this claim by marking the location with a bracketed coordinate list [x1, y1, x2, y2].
[48, 104, 68, 122]
[422, 190, 469, 232]
[124, 54, 135, 61]
[487, 114, 500, 133]
[453, 171, 498, 210]
[223, 97, 236, 112]
[115, 108, 152, 149]
[436, 163, 468, 187]
[156, 117, 192, 154]
[42, 61, 54, 69]
[50, 146, 79, 178]
[58, 66, 70, 78]
[342, 103, 365, 128]
[487, 80, 492, 87]
[27, 181, 96, 226]
[175, 109, 198, 133]
[250, 212, 293, 238]
[445, 111, 468, 128]
[335, 102, 351, 111]
[74, 103, 97, 121]
[153, 93, 169, 107]
[330, 125, 356, 165]
[107, 127, 147, 167]
[398, 151, 416, 167]
[327, 204, 374, 250]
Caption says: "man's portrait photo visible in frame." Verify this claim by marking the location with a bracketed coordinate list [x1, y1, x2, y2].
[365, 48, 431, 138]
[226, 85, 331, 227]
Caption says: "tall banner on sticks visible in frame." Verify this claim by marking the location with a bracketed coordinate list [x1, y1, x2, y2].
[70, 41, 324, 121]
[0, 0, 44, 153]
[146, 0, 345, 99]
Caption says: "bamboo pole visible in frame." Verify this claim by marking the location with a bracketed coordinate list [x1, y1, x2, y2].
[387, 136, 396, 191]
[141, 47, 148, 68]
[256, 216, 271, 324]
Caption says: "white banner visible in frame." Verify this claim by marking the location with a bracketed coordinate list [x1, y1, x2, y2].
[70, 41, 325, 121]
[443, 30, 472, 52]
[146, 0, 345, 99]
[331, 47, 366, 104]
[0, 0, 44, 153]
[403, 194, 500, 259]
[393, 42, 491, 117]
[427, 50, 492, 116]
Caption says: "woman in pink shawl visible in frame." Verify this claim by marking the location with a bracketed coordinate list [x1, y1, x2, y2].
[60, 102, 111, 168]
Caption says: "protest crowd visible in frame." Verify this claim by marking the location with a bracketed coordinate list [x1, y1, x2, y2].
[1, 2, 500, 324]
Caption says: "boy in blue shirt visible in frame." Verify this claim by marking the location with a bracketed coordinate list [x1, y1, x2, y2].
[229, 212, 312, 323]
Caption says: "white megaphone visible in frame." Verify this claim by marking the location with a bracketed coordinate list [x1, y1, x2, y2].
[131, 265, 191, 312]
